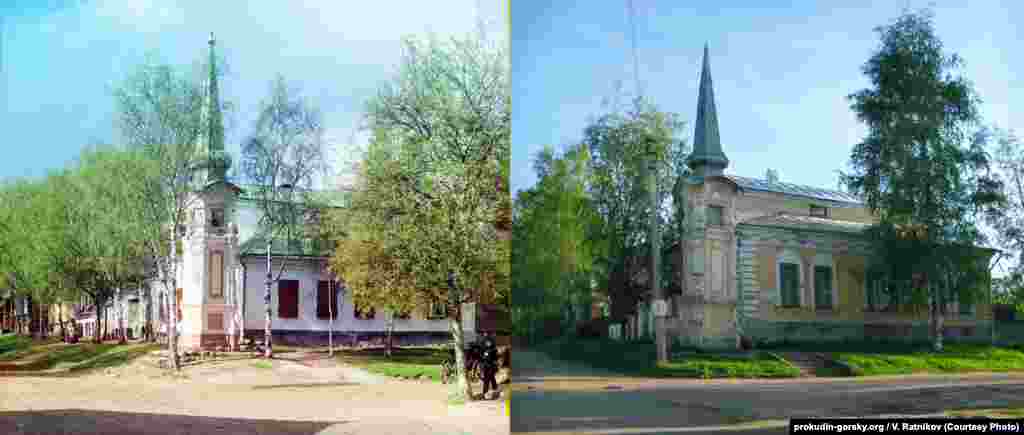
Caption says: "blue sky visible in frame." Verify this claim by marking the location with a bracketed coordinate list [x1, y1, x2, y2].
[1, 0, 506, 186]
[511, 0, 1022, 195]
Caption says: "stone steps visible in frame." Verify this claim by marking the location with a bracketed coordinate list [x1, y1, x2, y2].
[781, 352, 824, 377]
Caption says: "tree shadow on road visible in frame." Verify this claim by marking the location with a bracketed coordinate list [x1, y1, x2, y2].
[0, 409, 345, 435]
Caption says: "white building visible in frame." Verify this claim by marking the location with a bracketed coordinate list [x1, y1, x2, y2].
[151, 34, 471, 352]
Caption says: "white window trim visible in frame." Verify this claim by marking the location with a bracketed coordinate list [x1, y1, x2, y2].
[776, 248, 803, 307]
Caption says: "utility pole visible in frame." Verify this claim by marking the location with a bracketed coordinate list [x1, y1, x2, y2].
[647, 136, 668, 363]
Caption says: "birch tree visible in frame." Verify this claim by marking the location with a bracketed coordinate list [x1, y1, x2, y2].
[240, 74, 327, 358]
[841, 9, 1004, 351]
[113, 57, 214, 369]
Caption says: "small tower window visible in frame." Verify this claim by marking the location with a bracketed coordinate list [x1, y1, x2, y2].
[707, 205, 724, 226]
[810, 205, 829, 218]
[210, 208, 225, 228]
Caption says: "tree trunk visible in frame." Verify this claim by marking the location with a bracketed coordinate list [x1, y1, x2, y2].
[264, 241, 274, 359]
[450, 316, 474, 401]
[144, 286, 153, 343]
[930, 287, 945, 352]
[385, 315, 394, 358]
[328, 281, 334, 357]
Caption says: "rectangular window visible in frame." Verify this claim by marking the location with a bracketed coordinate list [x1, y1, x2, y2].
[865, 278, 890, 312]
[277, 280, 299, 319]
[209, 251, 224, 298]
[707, 206, 724, 226]
[316, 281, 338, 319]
[814, 266, 833, 309]
[354, 302, 375, 320]
[958, 291, 974, 316]
[810, 205, 829, 218]
[779, 263, 800, 307]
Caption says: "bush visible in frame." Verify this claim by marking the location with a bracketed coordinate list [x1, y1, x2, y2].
[576, 319, 609, 338]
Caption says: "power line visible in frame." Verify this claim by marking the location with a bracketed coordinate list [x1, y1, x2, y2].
[626, 0, 642, 99]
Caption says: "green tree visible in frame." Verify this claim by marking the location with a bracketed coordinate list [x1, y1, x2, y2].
[581, 98, 688, 337]
[841, 9, 1005, 351]
[113, 56, 212, 369]
[241, 74, 327, 359]
[328, 32, 508, 401]
[511, 144, 601, 343]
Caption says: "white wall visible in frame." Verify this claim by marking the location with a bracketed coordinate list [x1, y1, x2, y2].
[240, 256, 455, 333]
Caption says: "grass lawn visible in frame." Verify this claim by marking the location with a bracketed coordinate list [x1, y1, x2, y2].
[826, 344, 1024, 376]
[0, 334, 38, 357]
[539, 338, 801, 378]
[0, 335, 159, 374]
[334, 346, 446, 382]
[948, 408, 1024, 418]
[251, 360, 273, 369]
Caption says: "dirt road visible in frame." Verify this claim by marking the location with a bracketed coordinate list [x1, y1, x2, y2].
[0, 351, 507, 435]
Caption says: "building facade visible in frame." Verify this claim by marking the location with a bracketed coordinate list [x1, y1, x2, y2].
[146, 35, 465, 352]
[625, 45, 994, 350]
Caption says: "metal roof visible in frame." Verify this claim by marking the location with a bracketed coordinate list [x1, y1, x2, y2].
[739, 213, 869, 234]
[724, 175, 863, 205]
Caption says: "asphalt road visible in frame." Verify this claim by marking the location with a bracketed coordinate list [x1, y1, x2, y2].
[510, 349, 1024, 434]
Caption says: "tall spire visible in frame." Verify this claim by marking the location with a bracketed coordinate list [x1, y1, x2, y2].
[198, 32, 226, 183]
[686, 43, 729, 177]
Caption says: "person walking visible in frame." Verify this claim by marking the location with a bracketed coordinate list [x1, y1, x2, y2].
[480, 333, 500, 399]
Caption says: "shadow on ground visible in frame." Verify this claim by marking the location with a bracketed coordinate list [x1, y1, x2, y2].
[251, 381, 360, 390]
[0, 409, 344, 435]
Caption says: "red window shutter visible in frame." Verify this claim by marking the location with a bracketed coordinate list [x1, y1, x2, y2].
[278, 280, 299, 319]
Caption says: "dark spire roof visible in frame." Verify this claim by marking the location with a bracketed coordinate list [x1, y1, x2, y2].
[687, 43, 729, 177]
[196, 32, 226, 183]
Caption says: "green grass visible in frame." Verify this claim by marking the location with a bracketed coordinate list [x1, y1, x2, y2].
[251, 360, 273, 369]
[948, 408, 1024, 418]
[540, 338, 801, 378]
[0, 334, 36, 357]
[334, 346, 446, 382]
[0, 336, 159, 374]
[829, 344, 1024, 376]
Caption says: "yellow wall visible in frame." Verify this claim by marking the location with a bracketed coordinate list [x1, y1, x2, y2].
[703, 303, 736, 336]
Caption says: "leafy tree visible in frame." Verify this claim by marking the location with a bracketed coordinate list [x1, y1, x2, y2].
[581, 98, 688, 336]
[113, 56, 213, 368]
[328, 32, 508, 401]
[841, 9, 1005, 351]
[241, 74, 327, 359]
[511, 144, 601, 343]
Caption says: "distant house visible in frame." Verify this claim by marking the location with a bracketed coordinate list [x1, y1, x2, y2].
[620, 46, 996, 350]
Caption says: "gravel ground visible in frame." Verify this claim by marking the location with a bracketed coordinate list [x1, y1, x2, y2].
[0, 350, 507, 435]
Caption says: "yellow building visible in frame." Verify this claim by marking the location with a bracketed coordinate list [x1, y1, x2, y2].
[626, 45, 994, 350]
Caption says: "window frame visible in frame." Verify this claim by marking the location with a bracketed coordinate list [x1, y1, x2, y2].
[277, 279, 300, 319]
[706, 205, 724, 226]
[779, 263, 801, 307]
[776, 248, 803, 308]
[814, 265, 833, 309]
[315, 280, 339, 320]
